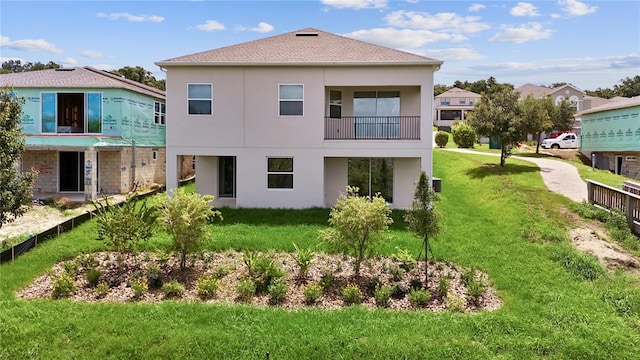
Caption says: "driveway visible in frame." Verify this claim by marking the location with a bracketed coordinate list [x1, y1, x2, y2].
[442, 148, 588, 202]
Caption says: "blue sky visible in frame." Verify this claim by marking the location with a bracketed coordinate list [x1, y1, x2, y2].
[1, 0, 638, 91]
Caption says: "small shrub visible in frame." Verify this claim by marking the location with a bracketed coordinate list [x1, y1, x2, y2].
[374, 285, 394, 308]
[212, 264, 232, 279]
[268, 279, 289, 305]
[342, 283, 363, 305]
[197, 275, 220, 299]
[129, 277, 148, 298]
[409, 278, 423, 291]
[95, 281, 109, 297]
[437, 276, 450, 298]
[386, 263, 405, 282]
[408, 289, 431, 308]
[145, 264, 163, 289]
[289, 242, 315, 278]
[461, 268, 477, 287]
[466, 279, 486, 306]
[76, 254, 99, 269]
[161, 280, 185, 298]
[319, 269, 335, 290]
[391, 247, 417, 270]
[391, 284, 409, 299]
[435, 131, 449, 148]
[52, 273, 76, 299]
[451, 122, 476, 148]
[84, 269, 102, 287]
[236, 279, 256, 302]
[246, 252, 285, 294]
[364, 276, 381, 296]
[302, 283, 324, 304]
[62, 261, 78, 277]
[445, 293, 466, 312]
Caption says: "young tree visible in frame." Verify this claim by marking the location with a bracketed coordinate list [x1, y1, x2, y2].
[93, 196, 156, 271]
[451, 121, 477, 148]
[319, 186, 393, 278]
[467, 86, 526, 166]
[521, 95, 553, 154]
[0, 87, 38, 228]
[404, 171, 442, 286]
[158, 188, 221, 270]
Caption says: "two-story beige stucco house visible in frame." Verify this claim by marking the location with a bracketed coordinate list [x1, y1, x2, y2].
[434, 87, 481, 130]
[156, 28, 442, 209]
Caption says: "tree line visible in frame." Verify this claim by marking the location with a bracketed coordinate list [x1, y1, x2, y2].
[1, 60, 166, 91]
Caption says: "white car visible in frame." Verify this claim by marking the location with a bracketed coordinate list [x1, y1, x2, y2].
[541, 133, 578, 149]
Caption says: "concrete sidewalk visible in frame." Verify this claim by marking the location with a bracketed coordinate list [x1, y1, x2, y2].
[442, 148, 588, 202]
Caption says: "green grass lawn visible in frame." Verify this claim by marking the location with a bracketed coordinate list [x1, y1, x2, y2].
[1, 150, 639, 359]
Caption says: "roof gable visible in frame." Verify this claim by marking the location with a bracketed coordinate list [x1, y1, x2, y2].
[157, 28, 442, 67]
[0, 67, 165, 99]
[436, 87, 481, 98]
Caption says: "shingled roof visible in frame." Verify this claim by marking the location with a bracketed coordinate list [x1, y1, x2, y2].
[0, 67, 165, 98]
[156, 28, 442, 67]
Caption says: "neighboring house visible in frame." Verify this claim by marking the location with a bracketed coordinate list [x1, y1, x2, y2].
[433, 87, 481, 129]
[579, 96, 640, 180]
[0, 67, 184, 201]
[156, 28, 442, 209]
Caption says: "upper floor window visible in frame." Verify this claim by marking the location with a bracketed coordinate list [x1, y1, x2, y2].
[188, 84, 212, 115]
[267, 157, 294, 189]
[459, 98, 466, 105]
[279, 84, 303, 116]
[329, 90, 342, 118]
[440, 98, 450, 105]
[469, 98, 475, 105]
[569, 95, 579, 110]
[154, 101, 166, 125]
[41, 92, 102, 134]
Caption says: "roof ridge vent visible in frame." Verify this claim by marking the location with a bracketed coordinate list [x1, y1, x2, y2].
[55, 68, 75, 71]
[296, 32, 318, 37]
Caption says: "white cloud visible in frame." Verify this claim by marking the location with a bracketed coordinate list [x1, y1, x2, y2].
[511, 2, 539, 17]
[344, 28, 466, 49]
[195, 20, 226, 32]
[97, 12, 164, 22]
[81, 50, 104, 58]
[551, 13, 562, 19]
[60, 58, 78, 67]
[558, 0, 597, 16]
[468, 4, 486, 12]
[245, 22, 274, 33]
[0, 36, 63, 54]
[92, 64, 116, 71]
[321, 0, 388, 9]
[489, 22, 553, 44]
[385, 11, 491, 33]
[418, 47, 486, 61]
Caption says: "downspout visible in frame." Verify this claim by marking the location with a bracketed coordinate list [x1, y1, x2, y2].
[131, 139, 136, 192]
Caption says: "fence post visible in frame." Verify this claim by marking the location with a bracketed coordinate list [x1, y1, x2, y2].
[587, 181, 593, 204]
[626, 194, 634, 230]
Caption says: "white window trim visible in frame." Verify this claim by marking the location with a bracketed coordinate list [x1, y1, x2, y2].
[152, 150, 158, 161]
[278, 84, 304, 117]
[187, 83, 213, 116]
[266, 157, 294, 190]
[154, 101, 166, 125]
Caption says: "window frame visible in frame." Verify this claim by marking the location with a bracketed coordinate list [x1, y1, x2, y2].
[266, 157, 294, 190]
[154, 101, 166, 125]
[187, 83, 213, 115]
[278, 84, 304, 116]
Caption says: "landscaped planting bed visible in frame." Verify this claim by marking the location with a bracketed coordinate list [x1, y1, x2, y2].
[18, 250, 501, 312]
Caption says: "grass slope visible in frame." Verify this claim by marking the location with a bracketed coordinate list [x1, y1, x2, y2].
[1, 150, 639, 359]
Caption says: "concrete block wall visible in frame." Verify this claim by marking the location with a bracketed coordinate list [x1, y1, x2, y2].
[22, 150, 58, 194]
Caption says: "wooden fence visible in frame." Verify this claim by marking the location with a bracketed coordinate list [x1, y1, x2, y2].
[587, 180, 640, 235]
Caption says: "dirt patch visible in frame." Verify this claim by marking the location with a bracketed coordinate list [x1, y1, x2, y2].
[570, 228, 640, 271]
[17, 251, 502, 312]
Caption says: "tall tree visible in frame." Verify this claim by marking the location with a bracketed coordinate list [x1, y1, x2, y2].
[112, 66, 166, 90]
[0, 60, 61, 74]
[0, 87, 38, 228]
[467, 86, 526, 166]
[613, 75, 640, 97]
[434, 84, 451, 96]
[404, 171, 441, 286]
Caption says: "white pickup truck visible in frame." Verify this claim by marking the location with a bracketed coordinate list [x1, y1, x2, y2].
[541, 132, 578, 149]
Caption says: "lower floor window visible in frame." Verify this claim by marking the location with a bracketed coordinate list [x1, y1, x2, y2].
[348, 158, 393, 202]
[267, 157, 293, 189]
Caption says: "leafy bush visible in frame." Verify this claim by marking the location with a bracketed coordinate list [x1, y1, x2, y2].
[391, 284, 409, 299]
[319, 269, 335, 290]
[289, 242, 315, 278]
[244, 251, 285, 294]
[129, 277, 148, 298]
[158, 188, 221, 270]
[268, 279, 289, 305]
[445, 293, 466, 312]
[385, 263, 406, 282]
[84, 268, 102, 287]
[197, 275, 220, 299]
[461, 268, 477, 287]
[161, 280, 185, 299]
[374, 285, 394, 308]
[76, 254, 99, 269]
[94, 281, 109, 297]
[236, 279, 256, 302]
[302, 283, 324, 304]
[437, 276, 450, 298]
[320, 186, 393, 277]
[62, 261, 78, 277]
[212, 264, 232, 279]
[451, 122, 477, 148]
[551, 245, 605, 281]
[342, 283, 363, 305]
[145, 264, 163, 289]
[391, 247, 417, 270]
[434, 131, 449, 148]
[52, 273, 76, 299]
[408, 289, 431, 308]
[466, 278, 486, 306]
